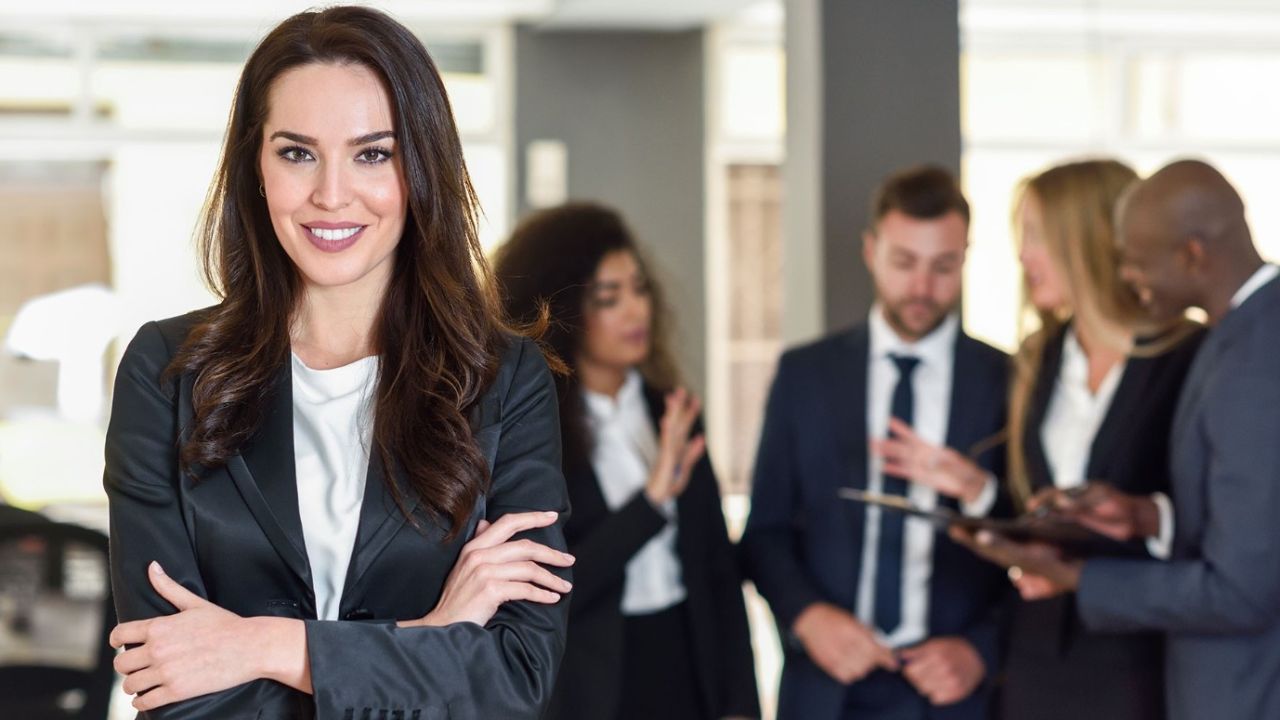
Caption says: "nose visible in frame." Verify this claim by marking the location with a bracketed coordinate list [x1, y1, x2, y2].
[311, 160, 353, 211]
[622, 287, 651, 323]
[911, 269, 933, 298]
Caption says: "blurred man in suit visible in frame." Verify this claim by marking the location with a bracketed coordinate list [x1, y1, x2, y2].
[958, 159, 1280, 720]
[742, 166, 1009, 720]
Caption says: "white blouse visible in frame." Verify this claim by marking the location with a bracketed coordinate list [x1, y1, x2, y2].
[1039, 330, 1173, 559]
[583, 370, 687, 615]
[1039, 329, 1125, 491]
[291, 352, 377, 621]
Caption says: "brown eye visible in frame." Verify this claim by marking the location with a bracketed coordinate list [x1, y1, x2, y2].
[357, 147, 393, 165]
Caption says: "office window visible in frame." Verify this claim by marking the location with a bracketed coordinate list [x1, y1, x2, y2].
[961, 0, 1280, 351]
[0, 26, 510, 510]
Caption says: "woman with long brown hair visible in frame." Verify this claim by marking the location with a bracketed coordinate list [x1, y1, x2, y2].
[873, 159, 1204, 719]
[494, 203, 759, 720]
[104, 7, 571, 718]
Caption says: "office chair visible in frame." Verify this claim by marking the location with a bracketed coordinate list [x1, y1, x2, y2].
[0, 519, 116, 720]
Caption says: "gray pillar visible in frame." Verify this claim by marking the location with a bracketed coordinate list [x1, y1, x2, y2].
[784, 0, 962, 336]
[513, 26, 707, 393]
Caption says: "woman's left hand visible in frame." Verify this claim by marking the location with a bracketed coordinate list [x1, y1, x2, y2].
[110, 561, 262, 711]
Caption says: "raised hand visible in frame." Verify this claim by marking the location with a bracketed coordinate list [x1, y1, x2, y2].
[871, 418, 990, 504]
[644, 387, 706, 505]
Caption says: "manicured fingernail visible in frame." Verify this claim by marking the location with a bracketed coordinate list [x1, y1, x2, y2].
[976, 531, 994, 545]
[543, 511, 558, 518]
[562, 552, 575, 563]
[150, 561, 165, 576]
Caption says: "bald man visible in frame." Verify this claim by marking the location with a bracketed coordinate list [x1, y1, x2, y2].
[952, 159, 1280, 719]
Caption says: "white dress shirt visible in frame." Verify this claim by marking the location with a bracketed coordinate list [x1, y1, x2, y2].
[1038, 328, 1184, 559]
[583, 370, 687, 615]
[291, 352, 376, 621]
[1231, 263, 1279, 308]
[856, 306, 990, 647]
[1040, 328, 1126, 492]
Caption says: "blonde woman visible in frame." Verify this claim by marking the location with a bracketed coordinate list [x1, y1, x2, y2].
[874, 159, 1204, 719]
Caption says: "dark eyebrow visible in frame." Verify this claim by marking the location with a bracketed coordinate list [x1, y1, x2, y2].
[268, 130, 395, 146]
[350, 130, 395, 146]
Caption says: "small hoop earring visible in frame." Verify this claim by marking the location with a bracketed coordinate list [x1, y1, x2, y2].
[258, 184, 266, 198]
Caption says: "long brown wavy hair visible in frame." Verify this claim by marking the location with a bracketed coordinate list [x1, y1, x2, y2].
[491, 202, 680, 473]
[168, 6, 510, 538]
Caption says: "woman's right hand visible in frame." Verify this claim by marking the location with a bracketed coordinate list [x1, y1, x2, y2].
[407, 511, 574, 628]
[644, 387, 706, 506]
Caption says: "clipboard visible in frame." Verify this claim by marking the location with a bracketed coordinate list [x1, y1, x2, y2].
[838, 488, 1145, 558]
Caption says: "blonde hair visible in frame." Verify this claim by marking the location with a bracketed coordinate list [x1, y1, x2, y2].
[1007, 159, 1141, 505]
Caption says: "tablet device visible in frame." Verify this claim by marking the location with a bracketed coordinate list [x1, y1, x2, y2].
[838, 488, 1144, 558]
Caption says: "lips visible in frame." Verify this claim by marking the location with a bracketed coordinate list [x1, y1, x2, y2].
[302, 223, 366, 253]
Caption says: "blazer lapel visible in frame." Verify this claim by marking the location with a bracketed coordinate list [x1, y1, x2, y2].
[224, 361, 312, 591]
[341, 451, 421, 592]
[341, 389, 501, 593]
[1086, 357, 1138, 481]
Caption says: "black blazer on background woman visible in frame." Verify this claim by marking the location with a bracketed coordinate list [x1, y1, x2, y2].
[546, 384, 759, 720]
[1000, 322, 1205, 720]
[106, 310, 570, 720]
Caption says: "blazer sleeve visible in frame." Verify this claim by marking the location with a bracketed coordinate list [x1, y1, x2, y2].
[106, 322, 301, 718]
[305, 337, 572, 720]
[1077, 367, 1280, 635]
[740, 353, 826, 632]
[687, 443, 760, 718]
[561, 483, 668, 617]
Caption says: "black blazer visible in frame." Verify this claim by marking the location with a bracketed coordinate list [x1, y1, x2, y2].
[546, 385, 759, 720]
[742, 325, 1010, 720]
[106, 310, 571, 720]
[1002, 322, 1205, 720]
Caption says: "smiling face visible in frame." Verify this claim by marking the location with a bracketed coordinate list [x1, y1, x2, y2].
[1116, 197, 1200, 324]
[259, 62, 408, 298]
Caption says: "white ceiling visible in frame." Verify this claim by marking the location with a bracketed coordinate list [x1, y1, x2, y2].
[0, 0, 766, 30]
[538, 0, 763, 29]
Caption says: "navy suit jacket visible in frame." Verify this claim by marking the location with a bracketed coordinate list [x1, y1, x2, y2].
[741, 324, 1009, 720]
[1078, 275, 1280, 720]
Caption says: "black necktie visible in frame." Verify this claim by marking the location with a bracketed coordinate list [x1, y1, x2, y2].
[873, 353, 920, 635]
